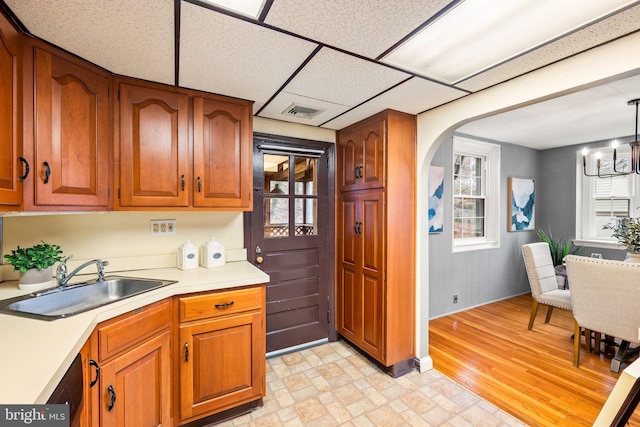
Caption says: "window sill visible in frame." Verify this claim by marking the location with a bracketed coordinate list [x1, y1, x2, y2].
[453, 240, 500, 253]
[573, 239, 626, 251]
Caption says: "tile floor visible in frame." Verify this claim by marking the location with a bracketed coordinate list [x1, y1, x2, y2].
[218, 340, 526, 426]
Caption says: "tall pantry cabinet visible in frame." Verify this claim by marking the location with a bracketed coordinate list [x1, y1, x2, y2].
[336, 109, 416, 376]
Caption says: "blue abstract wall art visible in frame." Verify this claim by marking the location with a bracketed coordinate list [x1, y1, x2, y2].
[428, 165, 444, 233]
[508, 177, 535, 231]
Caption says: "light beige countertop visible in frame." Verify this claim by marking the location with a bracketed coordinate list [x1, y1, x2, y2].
[0, 261, 269, 404]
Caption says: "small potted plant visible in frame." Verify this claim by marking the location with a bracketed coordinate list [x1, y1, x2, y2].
[536, 227, 581, 266]
[603, 217, 640, 261]
[4, 241, 65, 290]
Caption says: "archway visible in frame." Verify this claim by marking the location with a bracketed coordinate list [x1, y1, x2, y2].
[413, 31, 640, 369]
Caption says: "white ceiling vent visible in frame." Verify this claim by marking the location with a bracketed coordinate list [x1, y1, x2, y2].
[282, 103, 325, 120]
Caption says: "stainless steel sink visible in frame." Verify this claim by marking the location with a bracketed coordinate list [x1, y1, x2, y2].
[0, 276, 177, 320]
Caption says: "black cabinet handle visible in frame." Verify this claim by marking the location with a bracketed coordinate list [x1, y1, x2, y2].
[214, 301, 234, 309]
[43, 161, 50, 184]
[89, 359, 100, 388]
[184, 342, 189, 362]
[197, 176, 201, 192]
[354, 167, 359, 179]
[181, 175, 185, 191]
[357, 222, 362, 234]
[18, 157, 29, 181]
[107, 385, 116, 411]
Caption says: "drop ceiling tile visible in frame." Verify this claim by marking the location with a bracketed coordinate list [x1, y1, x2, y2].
[257, 91, 351, 126]
[281, 47, 410, 109]
[322, 77, 468, 130]
[264, 0, 450, 58]
[457, 4, 640, 92]
[6, 0, 175, 85]
[179, 2, 318, 106]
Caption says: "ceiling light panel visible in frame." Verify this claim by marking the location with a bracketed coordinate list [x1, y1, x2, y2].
[179, 2, 318, 110]
[458, 3, 640, 92]
[264, 0, 451, 58]
[198, 0, 265, 18]
[382, 0, 637, 84]
[5, 0, 175, 85]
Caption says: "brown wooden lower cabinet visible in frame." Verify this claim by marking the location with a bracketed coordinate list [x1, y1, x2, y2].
[80, 286, 265, 426]
[176, 286, 266, 424]
[100, 331, 172, 427]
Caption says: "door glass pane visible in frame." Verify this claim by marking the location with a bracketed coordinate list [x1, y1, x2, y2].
[264, 198, 289, 238]
[294, 157, 317, 195]
[295, 198, 317, 235]
[264, 154, 289, 195]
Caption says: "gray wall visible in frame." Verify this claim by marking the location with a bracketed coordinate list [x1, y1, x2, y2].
[429, 134, 629, 319]
[428, 134, 538, 318]
[538, 138, 630, 261]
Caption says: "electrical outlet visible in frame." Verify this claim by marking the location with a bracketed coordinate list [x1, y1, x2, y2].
[453, 294, 458, 304]
[150, 219, 176, 236]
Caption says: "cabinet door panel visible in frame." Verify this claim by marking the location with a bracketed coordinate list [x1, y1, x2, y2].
[180, 312, 264, 421]
[33, 47, 110, 207]
[339, 196, 358, 265]
[193, 97, 251, 209]
[338, 266, 359, 339]
[362, 274, 384, 359]
[361, 121, 385, 190]
[338, 131, 359, 191]
[0, 14, 21, 206]
[361, 192, 384, 272]
[100, 331, 171, 427]
[118, 84, 189, 207]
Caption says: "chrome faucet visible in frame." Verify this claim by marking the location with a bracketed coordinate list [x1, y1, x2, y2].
[56, 255, 109, 287]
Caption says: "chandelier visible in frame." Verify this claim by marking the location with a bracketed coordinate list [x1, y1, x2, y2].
[582, 98, 640, 178]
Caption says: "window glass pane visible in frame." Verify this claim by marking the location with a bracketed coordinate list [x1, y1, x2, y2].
[264, 154, 289, 195]
[454, 155, 483, 196]
[295, 198, 317, 235]
[264, 198, 289, 238]
[294, 157, 317, 195]
[453, 198, 485, 237]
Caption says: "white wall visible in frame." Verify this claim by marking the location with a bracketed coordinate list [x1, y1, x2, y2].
[415, 31, 640, 369]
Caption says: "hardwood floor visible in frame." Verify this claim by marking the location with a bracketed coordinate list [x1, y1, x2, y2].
[429, 293, 640, 427]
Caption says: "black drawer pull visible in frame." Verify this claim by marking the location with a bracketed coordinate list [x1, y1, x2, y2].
[43, 161, 51, 184]
[214, 301, 234, 309]
[19, 157, 29, 181]
[107, 385, 116, 411]
[184, 342, 189, 362]
[89, 359, 100, 388]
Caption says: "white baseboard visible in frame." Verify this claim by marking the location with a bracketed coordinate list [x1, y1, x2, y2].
[417, 356, 434, 373]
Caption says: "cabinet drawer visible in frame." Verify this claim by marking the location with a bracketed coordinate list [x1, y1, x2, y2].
[179, 286, 263, 323]
[98, 299, 171, 361]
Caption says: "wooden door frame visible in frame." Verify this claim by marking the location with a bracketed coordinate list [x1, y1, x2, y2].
[244, 132, 337, 343]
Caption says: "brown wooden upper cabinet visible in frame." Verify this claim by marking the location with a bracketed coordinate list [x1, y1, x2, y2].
[29, 45, 111, 209]
[338, 118, 385, 192]
[0, 10, 22, 208]
[117, 82, 190, 208]
[192, 95, 252, 209]
[117, 80, 253, 210]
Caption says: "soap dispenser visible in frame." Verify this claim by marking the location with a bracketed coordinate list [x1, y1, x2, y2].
[200, 238, 226, 268]
[177, 240, 199, 270]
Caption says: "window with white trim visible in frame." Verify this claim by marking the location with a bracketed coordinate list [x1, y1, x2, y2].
[579, 146, 638, 244]
[452, 136, 500, 252]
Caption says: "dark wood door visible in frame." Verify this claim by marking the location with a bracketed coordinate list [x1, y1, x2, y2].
[246, 134, 334, 354]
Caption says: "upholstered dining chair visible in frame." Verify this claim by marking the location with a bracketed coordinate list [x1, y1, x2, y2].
[565, 255, 640, 372]
[521, 242, 573, 330]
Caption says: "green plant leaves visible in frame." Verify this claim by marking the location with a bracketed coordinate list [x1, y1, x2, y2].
[3, 241, 64, 272]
